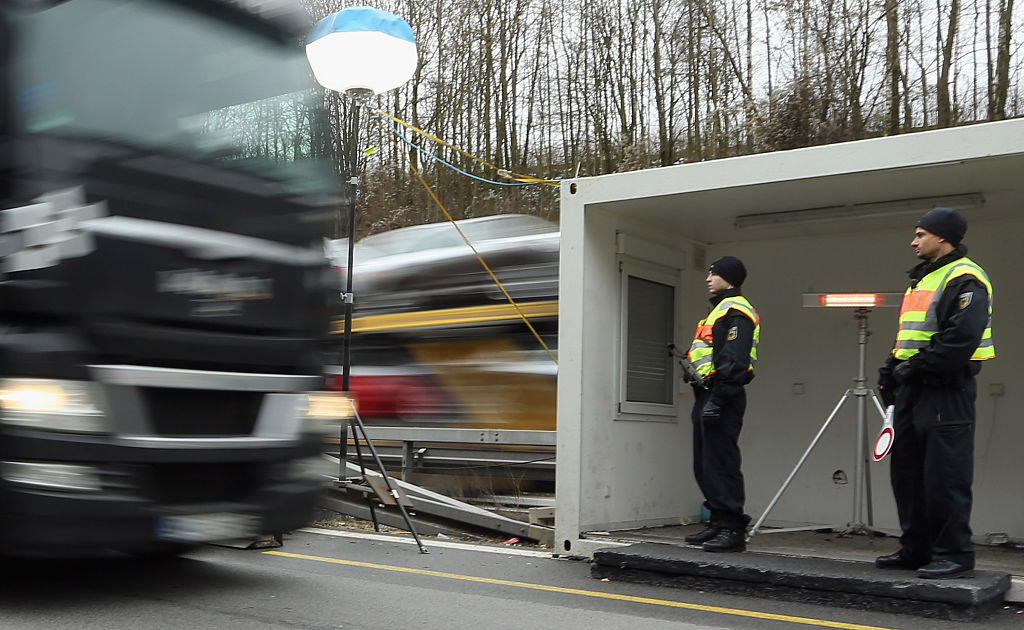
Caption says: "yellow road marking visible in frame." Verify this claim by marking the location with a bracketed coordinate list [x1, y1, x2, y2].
[264, 550, 896, 630]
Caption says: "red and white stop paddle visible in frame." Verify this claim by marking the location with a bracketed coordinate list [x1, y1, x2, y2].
[872, 405, 895, 462]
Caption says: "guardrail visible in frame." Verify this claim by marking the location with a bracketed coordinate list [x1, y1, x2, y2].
[339, 427, 556, 482]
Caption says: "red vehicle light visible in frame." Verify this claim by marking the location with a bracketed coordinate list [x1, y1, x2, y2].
[327, 373, 451, 421]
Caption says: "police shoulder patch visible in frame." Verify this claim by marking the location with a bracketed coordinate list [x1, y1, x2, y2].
[727, 326, 738, 341]
[958, 292, 973, 309]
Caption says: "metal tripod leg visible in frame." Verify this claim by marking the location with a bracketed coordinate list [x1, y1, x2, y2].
[347, 418, 381, 532]
[345, 408, 430, 554]
[748, 389, 853, 539]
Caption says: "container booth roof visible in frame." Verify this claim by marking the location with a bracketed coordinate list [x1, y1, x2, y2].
[565, 119, 1024, 243]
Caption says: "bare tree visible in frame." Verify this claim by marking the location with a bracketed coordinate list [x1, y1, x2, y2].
[988, 0, 1016, 119]
[936, 0, 962, 126]
[883, 0, 903, 134]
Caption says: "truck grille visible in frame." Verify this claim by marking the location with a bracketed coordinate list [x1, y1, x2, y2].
[142, 388, 263, 436]
[89, 320, 321, 375]
[148, 463, 260, 505]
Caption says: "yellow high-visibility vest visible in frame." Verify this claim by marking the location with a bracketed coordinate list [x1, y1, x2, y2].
[893, 257, 994, 361]
[688, 296, 760, 377]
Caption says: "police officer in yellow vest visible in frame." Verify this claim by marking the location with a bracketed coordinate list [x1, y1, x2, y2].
[875, 207, 994, 579]
[684, 256, 759, 552]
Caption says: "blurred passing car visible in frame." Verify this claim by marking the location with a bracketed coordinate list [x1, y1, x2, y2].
[333, 213, 558, 314]
[326, 215, 559, 429]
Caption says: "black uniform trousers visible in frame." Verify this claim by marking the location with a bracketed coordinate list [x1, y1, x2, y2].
[691, 386, 748, 532]
[890, 377, 976, 568]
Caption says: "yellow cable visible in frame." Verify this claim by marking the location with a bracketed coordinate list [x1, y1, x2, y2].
[374, 109, 559, 187]
[377, 117, 558, 365]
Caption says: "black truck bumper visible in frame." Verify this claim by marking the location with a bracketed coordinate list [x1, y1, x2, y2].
[0, 430, 327, 557]
[0, 479, 322, 557]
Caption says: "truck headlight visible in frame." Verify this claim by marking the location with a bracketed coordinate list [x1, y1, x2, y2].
[302, 391, 354, 434]
[0, 379, 108, 434]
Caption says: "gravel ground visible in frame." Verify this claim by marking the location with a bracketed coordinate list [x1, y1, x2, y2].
[311, 509, 545, 548]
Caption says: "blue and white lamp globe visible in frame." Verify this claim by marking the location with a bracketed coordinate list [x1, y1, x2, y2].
[306, 6, 417, 96]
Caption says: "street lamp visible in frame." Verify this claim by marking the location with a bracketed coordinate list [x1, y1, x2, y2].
[306, 6, 416, 395]
[306, 7, 426, 553]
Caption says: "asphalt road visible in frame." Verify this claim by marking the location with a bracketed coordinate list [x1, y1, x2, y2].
[0, 527, 1021, 629]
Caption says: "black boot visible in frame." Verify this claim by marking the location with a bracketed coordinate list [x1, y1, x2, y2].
[874, 550, 928, 570]
[684, 525, 721, 545]
[702, 528, 746, 552]
[917, 559, 974, 579]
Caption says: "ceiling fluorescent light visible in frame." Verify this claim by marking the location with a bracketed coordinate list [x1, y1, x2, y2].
[734, 193, 984, 229]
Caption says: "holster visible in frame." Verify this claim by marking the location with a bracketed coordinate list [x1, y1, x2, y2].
[917, 362, 980, 388]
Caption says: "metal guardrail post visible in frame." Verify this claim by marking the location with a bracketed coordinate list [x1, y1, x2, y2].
[401, 440, 415, 482]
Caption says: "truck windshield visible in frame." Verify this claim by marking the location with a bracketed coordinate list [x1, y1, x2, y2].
[11, 0, 332, 195]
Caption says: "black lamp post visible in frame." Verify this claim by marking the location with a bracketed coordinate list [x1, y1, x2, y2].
[306, 7, 428, 554]
[306, 7, 417, 394]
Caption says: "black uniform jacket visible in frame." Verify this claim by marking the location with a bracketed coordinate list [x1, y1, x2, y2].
[881, 246, 990, 385]
[706, 288, 756, 409]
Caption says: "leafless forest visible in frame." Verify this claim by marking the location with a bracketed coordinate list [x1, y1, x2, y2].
[285, 0, 1023, 237]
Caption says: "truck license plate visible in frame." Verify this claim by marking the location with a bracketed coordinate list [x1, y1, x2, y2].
[156, 512, 260, 542]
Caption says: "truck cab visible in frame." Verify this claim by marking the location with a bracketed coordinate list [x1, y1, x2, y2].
[0, 0, 343, 556]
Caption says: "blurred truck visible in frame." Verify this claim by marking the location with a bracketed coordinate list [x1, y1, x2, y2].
[0, 0, 344, 556]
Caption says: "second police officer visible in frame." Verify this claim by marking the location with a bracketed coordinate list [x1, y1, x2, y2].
[684, 256, 760, 552]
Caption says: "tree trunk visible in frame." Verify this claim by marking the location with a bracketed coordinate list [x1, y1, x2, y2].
[883, 0, 902, 135]
[936, 0, 961, 127]
[988, 0, 1015, 120]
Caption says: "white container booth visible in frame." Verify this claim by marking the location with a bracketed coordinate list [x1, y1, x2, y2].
[555, 118, 1024, 561]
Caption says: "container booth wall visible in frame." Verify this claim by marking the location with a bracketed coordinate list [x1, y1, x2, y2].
[555, 119, 1024, 558]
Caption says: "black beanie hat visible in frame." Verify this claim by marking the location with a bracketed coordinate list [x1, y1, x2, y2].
[709, 256, 747, 287]
[917, 207, 967, 245]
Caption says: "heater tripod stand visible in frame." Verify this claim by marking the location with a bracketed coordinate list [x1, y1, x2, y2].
[748, 307, 888, 539]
